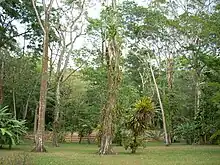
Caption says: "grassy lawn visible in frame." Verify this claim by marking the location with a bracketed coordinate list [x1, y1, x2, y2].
[0, 142, 220, 165]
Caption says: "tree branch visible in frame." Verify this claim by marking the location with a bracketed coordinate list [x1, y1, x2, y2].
[47, 0, 55, 14]
[70, 0, 86, 27]
[32, 0, 46, 34]
[61, 62, 85, 84]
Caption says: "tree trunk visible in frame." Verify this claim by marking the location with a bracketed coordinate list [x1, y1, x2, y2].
[99, 99, 115, 154]
[167, 57, 173, 90]
[99, 0, 121, 155]
[99, 41, 120, 154]
[70, 132, 73, 142]
[166, 56, 174, 144]
[12, 87, 16, 119]
[148, 54, 169, 146]
[131, 136, 137, 154]
[52, 120, 59, 147]
[0, 61, 4, 106]
[52, 80, 61, 147]
[194, 74, 200, 117]
[23, 98, 29, 120]
[101, 28, 106, 65]
[34, 102, 38, 143]
[79, 136, 82, 144]
[87, 134, 91, 144]
[32, 14, 50, 152]
[23, 80, 38, 120]
[192, 48, 202, 119]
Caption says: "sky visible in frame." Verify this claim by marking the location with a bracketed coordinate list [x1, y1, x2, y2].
[15, 0, 149, 51]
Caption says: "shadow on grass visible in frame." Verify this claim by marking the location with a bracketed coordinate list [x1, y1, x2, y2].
[0, 146, 25, 151]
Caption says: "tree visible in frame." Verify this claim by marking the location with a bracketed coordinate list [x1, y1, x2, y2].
[0, 0, 42, 108]
[0, 58, 4, 107]
[51, 0, 87, 147]
[122, 97, 155, 153]
[32, 0, 54, 152]
[98, 0, 122, 155]
[120, 1, 172, 145]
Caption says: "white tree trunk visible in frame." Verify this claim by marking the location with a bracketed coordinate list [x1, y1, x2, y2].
[147, 54, 169, 146]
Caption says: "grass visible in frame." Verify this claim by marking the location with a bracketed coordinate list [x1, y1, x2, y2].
[0, 141, 220, 165]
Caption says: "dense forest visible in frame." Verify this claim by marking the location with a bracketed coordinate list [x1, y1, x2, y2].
[0, 0, 220, 155]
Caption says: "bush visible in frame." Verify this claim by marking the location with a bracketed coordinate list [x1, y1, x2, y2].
[210, 130, 220, 145]
[0, 106, 27, 149]
[122, 129, 146, 153]
[174, 122, 198, 144]
[122, 97, 154, 153]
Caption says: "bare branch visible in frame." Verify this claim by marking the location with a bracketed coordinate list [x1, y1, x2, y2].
[32, 0, 46, 34]
[70, 0, 86, 27]
[42, 0, 46, 13]
[47, 0, 55, 14]
[61, 62, 85, 84]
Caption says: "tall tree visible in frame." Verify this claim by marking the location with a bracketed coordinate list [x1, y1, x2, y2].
[99, 0, 122, 155]
[32, 0, 54, 152]
[51, 0, 87, 147]
[0, 59, 3, 107]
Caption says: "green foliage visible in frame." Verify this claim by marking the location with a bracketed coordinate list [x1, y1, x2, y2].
[174, 122, 198, 144]
[0, 0, 220, 151]
[0, 106, 27, 149]
[135, 96, 154, 113]
[210, 130, 220, 145]
[145, 130, 164, 141]
[122, 129, 146, 153]
[122, 97, 155, 153]
[62, 71, 99, 139]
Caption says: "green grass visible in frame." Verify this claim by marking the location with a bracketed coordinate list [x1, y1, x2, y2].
[0, 142, 220, 165]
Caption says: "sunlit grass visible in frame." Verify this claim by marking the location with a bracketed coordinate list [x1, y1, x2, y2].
[0, 141, 219, 165]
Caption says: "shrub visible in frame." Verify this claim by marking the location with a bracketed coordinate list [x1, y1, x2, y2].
[0, 106, 27, 149]
[174, 122, 198, 144]
[122, 97, 154, 153]
[210, 130, 220, 145]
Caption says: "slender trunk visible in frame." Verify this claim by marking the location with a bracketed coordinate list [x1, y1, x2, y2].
[70, 132, 73, 142]
[0, 61, 4, 106]
[194, 74, 200, 117]
[101, 28, 106, 65]
[12, 88, 16, 119]
[23, 98, 29, 120]
[52, 80, 61, 147]
[52, 121, 59, 146]
[167, 57, 173, 90]
[79, 136, 82, 144]
[32, 15, 49, 152]
[52, 49, 65, 147]
[167, 56, 174, 144]
[148, 54, 169, 146]
[131, 136, 137, 154]
[52, 20, 74, 146]
[139, 70, 146, 95]
[34, 102, 38, 143]
[87, 134, 91, 144]
[23, 81, 38, 120]
[192, 48, 201, 119]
